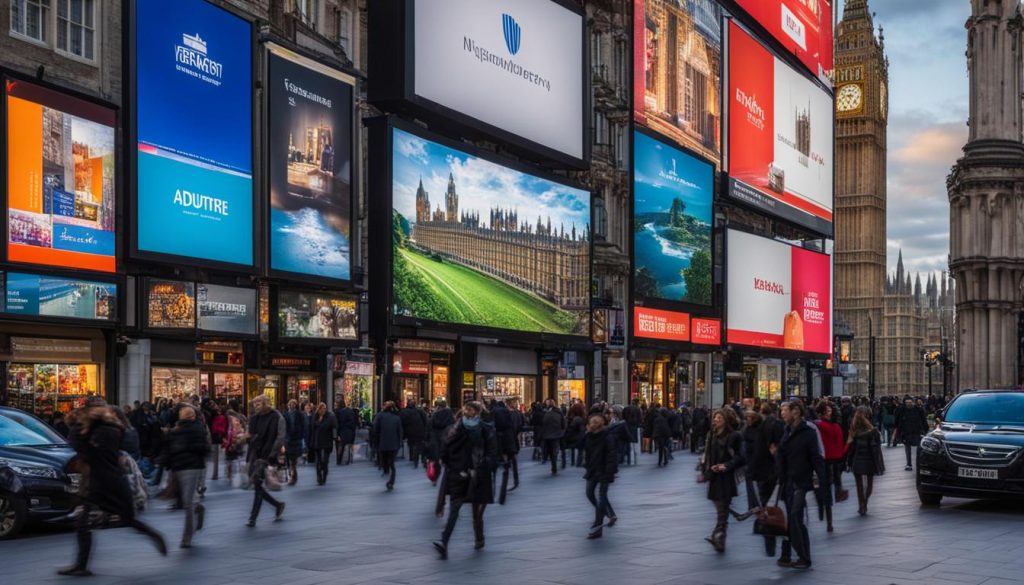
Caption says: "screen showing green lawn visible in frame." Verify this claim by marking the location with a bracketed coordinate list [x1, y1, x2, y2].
[391, 126, 591, 336]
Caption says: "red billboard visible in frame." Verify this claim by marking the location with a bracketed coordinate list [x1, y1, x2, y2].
[726, 230, 831, 354]
[727, 22, 834, 236]
[691, 318, 722, 346]
[634, 306, 690, 342]
[733, 0, 833, 85]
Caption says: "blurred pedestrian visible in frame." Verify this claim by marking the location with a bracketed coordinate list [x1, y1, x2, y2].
[311, 403, 337, 485]
[372, 401, 403, 491]
[540, 399, 565, 476]
[702, 408, 744, 552]
[165, 405, 209, 548]
[283, 400, 306, 486]
[246, 395, 286, 527]
[583, 414, 619, 539]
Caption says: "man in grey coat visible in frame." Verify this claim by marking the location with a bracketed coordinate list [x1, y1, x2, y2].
[372, 401, 404, 491]
[246, 395, 287, 527]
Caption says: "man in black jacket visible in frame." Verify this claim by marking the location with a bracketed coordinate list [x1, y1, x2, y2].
[399, 402, 428, 468]
[428, 399, 455, 464]
[166, 406, 210, 548]
[246, 396, 286, 527]
[894, 396, 929, 470]
[540, 400, 565, 476]
[583, 414, 619, 539]
[491, 401, 520, 492]
[372, 401, 404, 490]
[776, 400, 826, 570]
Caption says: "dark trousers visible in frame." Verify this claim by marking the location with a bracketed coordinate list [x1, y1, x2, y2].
[585, 479, 615, 527]
[746, 476, 778, 555]
[543, 439, 560, 473]
[904, 440, 916, 467]
[407, 440, 424, 466]
[442, 499, 486, 545]
[855, 473, 874, 511]
[72, 503, 162, 569]
[335, 440, 352, 465]
[784, 486, 811, 564]
[315, 448, 331, 484]
[828, 460, 844, 496]
[380, 449, 397, 487]
[656, 438, 670, 466]
[712, 498, 731, 535]
[249, 477, 282, 522]
[509, 454, 520, 485]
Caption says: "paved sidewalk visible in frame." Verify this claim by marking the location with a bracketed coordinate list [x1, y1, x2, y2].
[3, 446, 1024, 585]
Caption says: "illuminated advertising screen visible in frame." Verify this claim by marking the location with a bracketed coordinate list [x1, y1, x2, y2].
[727, 22, 833, 235]
[197, 284, 256, 335]
[403, 0, 584, 162]
[134, 0, 254, 266]
[633, 130, 713, 305]
[391, 124, 591, 337]
[633, 0, 722, 166]
[147, 279, 196, 329]
[3, 272, 115, 321]
[733, 0, 833, 85]
[277, 290, 358, 340]
[727, 229, 831, 354]
[633, 306, 689, 342]
[5, 79, 116, 272]
[268, 44, 354, 282]
[691, 317, 721, 346]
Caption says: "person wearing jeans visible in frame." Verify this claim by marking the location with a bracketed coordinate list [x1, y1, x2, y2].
[165, 406, 210, 548]
[311, 403, 338, 486]
[775, 400, 826, 570]
[583, 414, 619, 539]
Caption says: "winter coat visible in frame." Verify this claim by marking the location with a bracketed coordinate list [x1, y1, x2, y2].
[642, 408, 657, 439]
[652, 413, 672, 441]
[622, 405, 642, 442]
[816, 419, 847, 462]
[441, 420, 498, 504]
[120, 427, 141, 461]
[895, 405, 929, 445]
[607, 419, 632, 452]
[777, 421, 827, 495]
[335, 407, 359, 444]
[540, 408, 565, 441]
[668, 410, 682, 438]
[847, 429, 886, 476]
[564, 415, 586, 447]
[742, 419, 778, 482]
[312, 412, 339, 451]
[247, 408, 285, 463]
[428, 407, 455, 460]
[703, 430, 745, 501]
[284, 409, 306, 457]
[372, 410, 404, 452]
[583, 429, 619, 483]
[166, 419, 211, 471]
[68, 408, 134, 519]
[491, 403, 518, 456]
[399, 406, 428, 442]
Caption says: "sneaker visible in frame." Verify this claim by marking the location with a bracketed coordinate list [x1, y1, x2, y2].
[275, 502, 286, 521]
[905, 465, 913, 471]
[791, 560, 811, 570]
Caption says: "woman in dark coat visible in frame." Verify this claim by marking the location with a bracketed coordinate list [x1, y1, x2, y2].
[283, 400, 306, 485]
[334, 399, 359, 465]
[433, 401, 497, 559]
[563, 403, 587, 468]
[701, 408, 745, 553]
[846, 406, 885, 516]
[653, 409, 672, 467]
[583, 414, 619, 539]
[311, 403, 338, 485]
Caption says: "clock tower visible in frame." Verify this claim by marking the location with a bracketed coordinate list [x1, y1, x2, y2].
[834, 0, 889, 395]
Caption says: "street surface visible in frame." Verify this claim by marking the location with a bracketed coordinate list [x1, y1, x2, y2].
[4, 447, 1024, 585]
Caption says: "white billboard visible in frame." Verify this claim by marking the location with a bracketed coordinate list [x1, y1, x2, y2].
[413, 0, 584, 161]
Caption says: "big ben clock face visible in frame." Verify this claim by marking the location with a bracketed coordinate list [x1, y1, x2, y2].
[837, 84, 863, 113]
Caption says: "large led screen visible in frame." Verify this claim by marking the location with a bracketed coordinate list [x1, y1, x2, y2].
[147, 280, 196, 329]
[268, 45, 354, 282]
[633, 131, 713, 305]
[391, 126, 591, 336]
[733, 0, 833, 85]
[727, 229, 831, 354]
[197, 284, 256, 335]
[6, 79, 116, 272]
[3, 272, 116, 321]
[633, 0, 722, 166]
[728, 22, 833, 236]
[412, 0, 584, 161]
[135, 0, 254, 266]
[277, 290, 358, 340]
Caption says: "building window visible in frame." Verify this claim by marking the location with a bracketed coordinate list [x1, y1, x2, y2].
[11, 0, 49, 43]
[298, 0, 320, 30]
[335, 5, 352, 56]
[593, 195, 607, 242]
[56, 0, 94, 61]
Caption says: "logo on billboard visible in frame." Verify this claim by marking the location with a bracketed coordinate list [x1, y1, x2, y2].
[502, 14, 521, 56]
[175, 32, 224, 86]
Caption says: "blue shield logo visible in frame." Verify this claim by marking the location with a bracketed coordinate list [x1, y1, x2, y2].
[503, 14, 521, 56]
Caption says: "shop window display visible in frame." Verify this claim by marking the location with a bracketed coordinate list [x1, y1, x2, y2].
[476, 375, 532, 412]
[151, 367, 201, 403]
[6, 362, 99, 418]
[287, 376, 319, 406]
[557, 380, 585, 405]
[247, 374, 281, 411]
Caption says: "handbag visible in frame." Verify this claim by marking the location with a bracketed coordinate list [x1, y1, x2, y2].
[753, 488, 788, 537]
[426, 460, 440, 483]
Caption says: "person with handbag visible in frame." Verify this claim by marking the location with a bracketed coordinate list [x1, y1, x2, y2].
[246, 395, 287, 527]
[775, 400, 826, 570]
[846, 406, 886, 515]
[433, 401, 497, 559]
[701, 408, 745, 553]
[583, 413, 619, 539]
[741, 406, 784, 556]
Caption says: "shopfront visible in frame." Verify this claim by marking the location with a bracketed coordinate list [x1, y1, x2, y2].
[389, 339, 455, 407]
[474, 346, 538, 412]
[248, 355, 323, 410]
[149, 340, 248, 405]
[334, 354, 375, 416]
[2, 336, 107, 419]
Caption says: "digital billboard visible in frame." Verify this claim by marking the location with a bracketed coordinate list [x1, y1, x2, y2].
[406, 0, 584, 162]
[727, 22, 833, 236]
[197, 284, 256, 335]
[633, 130, 713, 305]
[134, 0, 254, 266]
[147, 279, 196, 329]
[733, 0, 833, 85]
[6, 79, 116, 272]
[726, 229, 831, 355]
[391, 125, 591, 337]
[277, 290, 358, 340]
[633, 306, 689, 342]
[3, 272, 116, 321]
[633, 0, 722, 166]
[268, 44, 354, 282]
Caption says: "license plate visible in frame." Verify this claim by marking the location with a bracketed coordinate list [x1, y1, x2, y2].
[958, 467, 999, 480]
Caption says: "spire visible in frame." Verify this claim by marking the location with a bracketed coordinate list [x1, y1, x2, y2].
[895, 249, 905, 287]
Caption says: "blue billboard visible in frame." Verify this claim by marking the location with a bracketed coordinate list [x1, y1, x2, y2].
[4, 272, 116, 321]
[135, 0, 254, 266]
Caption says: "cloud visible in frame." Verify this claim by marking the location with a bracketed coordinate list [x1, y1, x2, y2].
[395, 133, 429, 165]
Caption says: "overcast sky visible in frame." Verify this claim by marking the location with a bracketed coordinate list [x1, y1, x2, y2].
[864, 0, 970, 279]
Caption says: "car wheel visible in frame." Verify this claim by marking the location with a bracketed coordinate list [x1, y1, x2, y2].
[0, 491, 27, 540]
[918, 491, 942, 507]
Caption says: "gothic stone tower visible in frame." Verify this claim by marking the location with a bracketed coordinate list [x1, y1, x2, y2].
[834, 0, 889, 395]
[948, 0, 1024, 389]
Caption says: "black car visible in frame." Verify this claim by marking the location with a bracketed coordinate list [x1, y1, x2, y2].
[0, 407, 79, 539]
[917, 390, 1024, 506]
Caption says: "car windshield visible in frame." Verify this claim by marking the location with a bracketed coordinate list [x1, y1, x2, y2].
[943, 394, 1024, 426]
[0, 411, 67, 447]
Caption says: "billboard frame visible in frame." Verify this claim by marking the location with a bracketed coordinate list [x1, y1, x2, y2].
[0, 270, 120, 328]
[271, 285, 361, 347]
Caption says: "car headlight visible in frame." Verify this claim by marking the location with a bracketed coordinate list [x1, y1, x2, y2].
[0, 457, 60, 479]
[920, 436, 942, 455]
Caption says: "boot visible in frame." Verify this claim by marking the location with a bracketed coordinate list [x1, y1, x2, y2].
[705, 530, 726, 553]
[587, 524, 603, 539]
[825, 506, 834, 533]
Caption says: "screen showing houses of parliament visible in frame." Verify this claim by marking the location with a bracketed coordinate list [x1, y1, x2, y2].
[390, 126, 591, 337]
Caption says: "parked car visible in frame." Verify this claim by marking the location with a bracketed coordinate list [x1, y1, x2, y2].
[917, 390, 1024, 506]
[0, 407, 79, 539]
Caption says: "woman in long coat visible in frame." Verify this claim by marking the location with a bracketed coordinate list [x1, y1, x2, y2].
[701, 408, 745, 553]
[846, 406, 885, 516]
